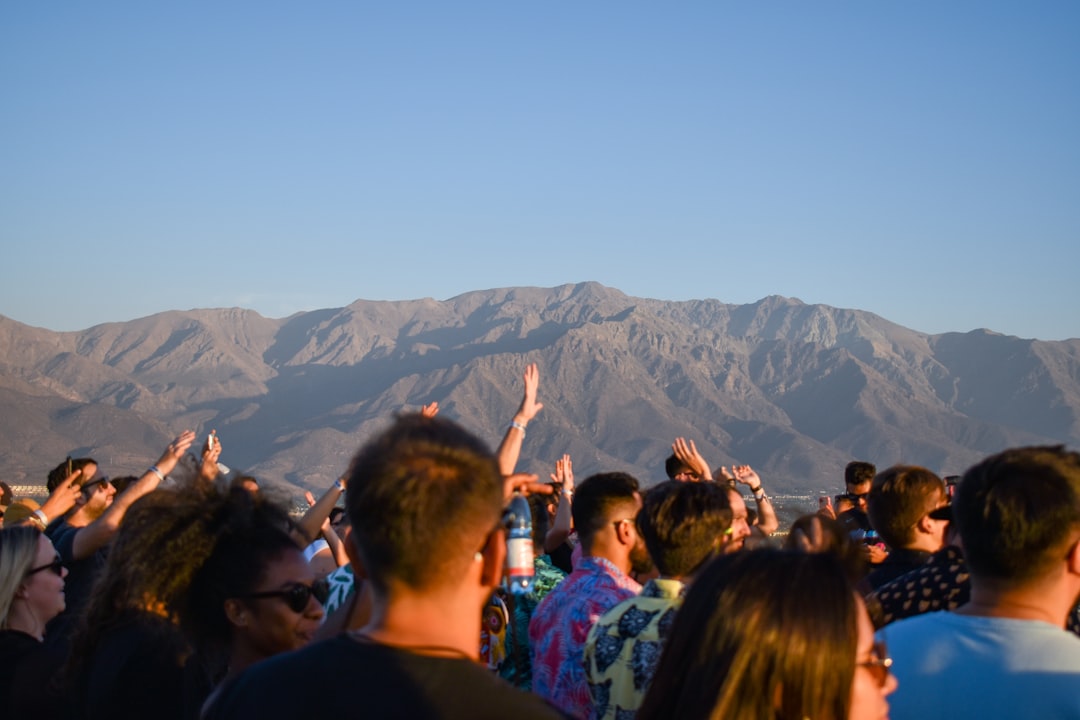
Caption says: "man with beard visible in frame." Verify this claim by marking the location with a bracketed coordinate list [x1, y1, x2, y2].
[529, 472, 651, 719]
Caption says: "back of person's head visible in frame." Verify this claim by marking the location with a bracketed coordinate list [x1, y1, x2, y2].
[344, 413, 502, 593]
[638, 549, 857, 720]
[637, 481, 732, 578]
[956, 445, 1080, 584]
[0, 526, 41, 628]
[47, 457, 97, 492]
[527, 493, 550, 551]
[867, 465, 945, 549]
[664, 454, 691, 480]
[0, 480, 12, 508]
[571, 471, 641, 549]
[845, 461, 876, 489]
[783, 514, 868, 583]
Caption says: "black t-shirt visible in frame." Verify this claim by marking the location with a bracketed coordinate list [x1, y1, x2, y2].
[44, 519, 109, 643]
[206, 634, 569, 720]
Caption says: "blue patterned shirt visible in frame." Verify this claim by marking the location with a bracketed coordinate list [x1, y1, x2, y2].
[582, 578, 685, 720]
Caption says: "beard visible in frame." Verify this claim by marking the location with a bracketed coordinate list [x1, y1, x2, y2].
[629, 539, 654, 576]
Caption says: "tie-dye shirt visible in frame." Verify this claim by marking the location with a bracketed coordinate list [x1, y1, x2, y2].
[582, 578, 685, 720]
[529, 556, 641, 719]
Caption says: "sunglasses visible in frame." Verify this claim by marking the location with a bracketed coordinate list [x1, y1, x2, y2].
[27, 553, 65, 578]
[81, 476, 112, 492]
[858, 639, 893, 688]
[840, 492, 870, 502]
[240, 578, 330, 613]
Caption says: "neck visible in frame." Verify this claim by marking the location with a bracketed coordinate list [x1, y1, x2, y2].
[7, 602, 45, 641]
[226, 642, 265, 678]
[583, 543, 630, 576]
[956, 576, 1074, 627]
[358, 586, 485, 661]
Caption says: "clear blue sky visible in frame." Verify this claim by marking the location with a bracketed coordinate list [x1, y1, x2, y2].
[3, 2, 1078, 340]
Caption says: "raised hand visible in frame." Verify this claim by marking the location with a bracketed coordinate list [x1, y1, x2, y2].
[549, 454, 574, 495]
[199, 430, 222, 482]
[420, 402, 439, 418]
[514, 363, 544, 425]
[672, 437, 712, 481]
[503, 472, 554, 502]
[730, 465, 761, 488]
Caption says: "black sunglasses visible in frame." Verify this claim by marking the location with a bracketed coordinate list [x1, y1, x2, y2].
[239, 578, 330, 613]
[27, 553, 65, 578]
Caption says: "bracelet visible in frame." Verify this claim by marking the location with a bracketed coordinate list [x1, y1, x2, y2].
[747, 484, 762, 493]
[148, 466, 165, 481]
[33, 509, 49, 526]
[335, 479, 346, 493]
[510, 421, 527, 436]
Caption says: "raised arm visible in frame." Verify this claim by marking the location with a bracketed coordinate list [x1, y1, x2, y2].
[72, 430, 196, 560]
[731, 464, 779, 536]
[545, 454, 575, 554]
[495, 363, 544, 476]
[34, 470, 83, 528]
[293, 476, 347, 546]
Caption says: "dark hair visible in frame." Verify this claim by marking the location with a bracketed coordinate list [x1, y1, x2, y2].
[783, 514, 868, 583]
[867, 465, 945, 549]
[180, 491, 300, 676]
[527, 493, 550, 550]
[68, 488, 298, 684]
[0, 481, 12, 507]
[344, 413, 502, 593]
[328, 506, 346, 526]
[845, 461, 876, 488]
[571, 472, 641, 548]
[46, 457, 98, 492]
[664, 454, 692, 480]
[638, 550, 857, 720]
[637, 481, 732, 578]
[956, 445, 1080, 583]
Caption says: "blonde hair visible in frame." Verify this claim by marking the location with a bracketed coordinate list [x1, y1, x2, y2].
[0, 526, 42, 628]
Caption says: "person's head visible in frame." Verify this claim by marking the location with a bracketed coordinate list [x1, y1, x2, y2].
[572, 471, 649, 573]
[232, 475, 260, 495]
[47, 457, 98, 492]
[76, 475, 117, 520]
[844, 461, 876, 512]
[344, 413, 503, 596]
[638, 549, 895, 720]
[183, 489, 323, 674]
[664, 454, 699, 482]
[0, 527, 67, 639]
[955, 445, 1080, 587]
[724, 488, 752, 551]
[637, 481, 732, 579]
[0, 480, 12, 509]
[784, 514, 868, 583]
[867, 465, 948, 552]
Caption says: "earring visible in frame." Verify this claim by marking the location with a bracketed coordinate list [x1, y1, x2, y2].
[474, 552, 484, 562]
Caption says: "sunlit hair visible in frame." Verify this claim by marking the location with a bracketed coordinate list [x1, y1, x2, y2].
[345, 413, 503, 593]
[0, 526, 41, 628]
[957, 445, 1080, 583]
[68, 487, 297, 684]
[572, 472, 640, 549]
[637, 480, 732, 578]
[638, 549, 857, 720]
[867, 465, 945, 548]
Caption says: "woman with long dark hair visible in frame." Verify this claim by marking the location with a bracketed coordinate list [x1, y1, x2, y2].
[637, 549, 896, 720]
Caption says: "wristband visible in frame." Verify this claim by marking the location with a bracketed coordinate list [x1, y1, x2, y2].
[149, 466, 165, 482]
[335, 479, 346, 493]
[510, 421, 527, 436]
[33, 509, 49, 526]
[747, 484, 762, 493]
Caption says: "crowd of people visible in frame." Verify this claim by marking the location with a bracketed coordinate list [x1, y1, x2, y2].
[2, 363, 1080, 719]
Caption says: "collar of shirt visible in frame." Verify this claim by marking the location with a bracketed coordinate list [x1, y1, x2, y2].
[641, 577, 685, 600]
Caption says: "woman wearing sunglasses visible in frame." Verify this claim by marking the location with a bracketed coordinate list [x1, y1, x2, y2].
[0, 526, 67, 708]
[638, 549, 896, 720]
[66, 487, 324, 719]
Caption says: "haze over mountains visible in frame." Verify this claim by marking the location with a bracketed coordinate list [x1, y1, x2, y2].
[2, 282, 1078, 495]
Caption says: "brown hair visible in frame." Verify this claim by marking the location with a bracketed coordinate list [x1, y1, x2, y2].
[867, 465, 945, 549]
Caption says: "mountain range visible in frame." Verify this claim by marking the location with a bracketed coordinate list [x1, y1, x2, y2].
[2, 282, 1078, 500]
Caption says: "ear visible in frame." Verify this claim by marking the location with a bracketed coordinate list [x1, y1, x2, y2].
[1067, 538, 1080, 577]
[223, 598, 249, 628]
[614, 518, 636, 547]
[915, 513, 934, 535]
[479, 528, 506, 589]
[342, 527, 369, 581]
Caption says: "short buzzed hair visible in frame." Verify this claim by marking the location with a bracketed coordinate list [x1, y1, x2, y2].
[344, 414, 502, 593]
[572, 472, 641, 547]
[956, 445, 1080, 584]
[867, 465, 945, 549]
[638, 481, 732, 577]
